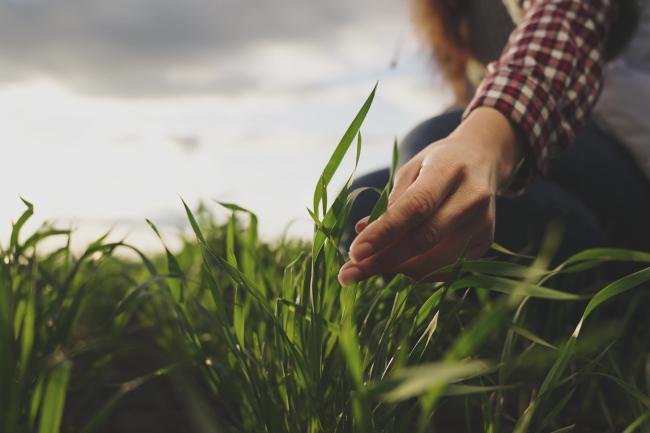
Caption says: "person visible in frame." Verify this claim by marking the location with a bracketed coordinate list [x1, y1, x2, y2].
[338, 0, 650, 286]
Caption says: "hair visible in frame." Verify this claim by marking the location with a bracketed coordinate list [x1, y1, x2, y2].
[412, 0, 473, 103]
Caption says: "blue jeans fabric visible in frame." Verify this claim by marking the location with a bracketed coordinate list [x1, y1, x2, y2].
[344, 110, 650, 260]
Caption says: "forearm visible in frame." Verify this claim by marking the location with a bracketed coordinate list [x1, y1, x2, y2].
[463, 0, 612, 188]
[451, 107, 523, 189]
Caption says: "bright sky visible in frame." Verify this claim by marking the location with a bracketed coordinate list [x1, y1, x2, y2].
[1, 0, 452, 250]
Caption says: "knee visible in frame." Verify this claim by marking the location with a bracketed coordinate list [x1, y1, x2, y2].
[400, 110, 463, 164]
[495, 181, 606, 262]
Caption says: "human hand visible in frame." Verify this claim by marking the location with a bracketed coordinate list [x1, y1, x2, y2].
[338, 107, 521, 285]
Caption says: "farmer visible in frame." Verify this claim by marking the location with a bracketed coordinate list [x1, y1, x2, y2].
[339, 0, 650, 285]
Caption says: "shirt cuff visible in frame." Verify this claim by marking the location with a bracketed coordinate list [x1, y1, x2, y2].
[463, 66, 560, 193]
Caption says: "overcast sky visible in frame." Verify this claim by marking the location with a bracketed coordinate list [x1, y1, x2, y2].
[1, 0, 452, 249]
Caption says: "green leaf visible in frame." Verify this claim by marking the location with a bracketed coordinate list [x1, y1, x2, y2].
[516, 268, 650, 433]
[449, 275, 583, 301]
[446, 302, 511, 360]
[490, 242, 534, 259]
[549, 425, 575, 433]
[371, 359, 493, 402]
[339, 286, 373, 433]
[10, 197, 34, 256]
[368, 139, 398, 224]
[181, 198, 206, 244]
[442, 383, 514, 396]
[23, 229, 71, 251]
[435, 260, 543, 279]
[367, 188, 388, 224]
[313, 83, 377, 217]
[560, 248, 650, 268]
[79, 365, 175, 433]
[146, 219, 185, 302]
[37, 361, 71, 433]
[509, 324, 557, 350]
[18, 284, 36, 378]
[29, 376, 46, 428]
[575, 267, 650, 336]
[621, 412, 650, 433]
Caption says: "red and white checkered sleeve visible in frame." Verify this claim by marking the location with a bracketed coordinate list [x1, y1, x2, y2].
[464, 0, 611, 187]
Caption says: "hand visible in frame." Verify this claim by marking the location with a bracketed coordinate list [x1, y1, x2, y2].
[338, 107, 521, 285]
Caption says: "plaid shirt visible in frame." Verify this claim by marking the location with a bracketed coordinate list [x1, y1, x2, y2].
[464, 0, 612, 188]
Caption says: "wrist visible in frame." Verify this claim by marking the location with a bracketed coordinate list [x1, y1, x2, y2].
[451, 107, 523, 189]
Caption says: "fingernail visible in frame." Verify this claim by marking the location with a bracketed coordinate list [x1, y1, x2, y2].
[338, 265, 364, 286]
[350, 242, 373, 262]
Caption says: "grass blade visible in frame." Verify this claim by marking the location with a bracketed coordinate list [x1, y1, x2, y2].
[37, 361, 71, 433]
[313, 83, 377, 217]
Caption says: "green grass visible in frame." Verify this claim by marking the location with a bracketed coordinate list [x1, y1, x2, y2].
[1, 86, 650, 433]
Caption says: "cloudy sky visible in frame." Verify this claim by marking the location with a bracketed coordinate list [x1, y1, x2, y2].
[1, 0, 452, 249]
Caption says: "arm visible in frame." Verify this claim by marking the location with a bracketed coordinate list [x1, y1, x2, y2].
[338, 0, 612, 285]
[466, 0, 612, 187]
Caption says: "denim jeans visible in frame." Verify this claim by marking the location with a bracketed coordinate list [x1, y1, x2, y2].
[344, 110, 650, 260]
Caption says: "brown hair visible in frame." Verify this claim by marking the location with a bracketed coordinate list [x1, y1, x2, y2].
[412, 0, 472, 103]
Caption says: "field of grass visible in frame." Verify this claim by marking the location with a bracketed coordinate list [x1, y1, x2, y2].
[2, 87, 650, 433]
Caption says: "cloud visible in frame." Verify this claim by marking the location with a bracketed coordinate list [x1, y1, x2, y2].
[0, 0, 404, 97]
[170, 134, 201, 154]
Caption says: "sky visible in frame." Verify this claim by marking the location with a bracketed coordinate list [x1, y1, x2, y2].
[0, 0, 453, 250]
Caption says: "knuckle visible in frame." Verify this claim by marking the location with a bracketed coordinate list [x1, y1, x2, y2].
[462, 185, 493, 215]
[470, 186, 493, 209]
[415, 222, 440, 252]
[374, 215, 396, 242]
[447, 159, 468, 178]
[407, 191, 434, 220]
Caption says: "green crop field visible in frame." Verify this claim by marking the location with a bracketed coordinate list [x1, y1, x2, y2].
[1, 87, 649, 433]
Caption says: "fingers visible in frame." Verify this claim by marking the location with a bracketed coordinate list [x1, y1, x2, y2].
[395, 225, 493, 281]
[388, 157, 420, 207]
[339, 216, 493, 286]
[354, 158, 423, 235]
[355, 217, 369, 234]
[344, 199, 491, 282]
[348, 160, 465, 263]
[358, 197, 488, 276]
